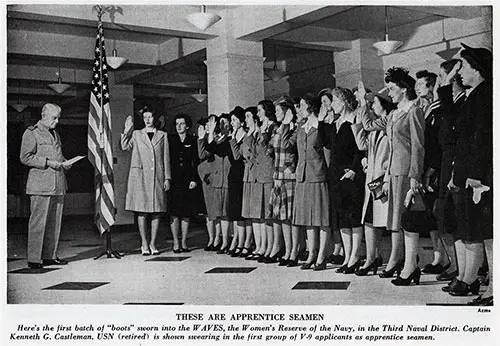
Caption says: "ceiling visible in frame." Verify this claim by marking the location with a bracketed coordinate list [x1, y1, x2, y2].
[6, 5, 484, 113]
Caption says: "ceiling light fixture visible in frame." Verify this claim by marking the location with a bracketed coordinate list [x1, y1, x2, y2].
[265, 45, 286, 82]
[186, 5, 221, 31]
[107, 39, 128, 70]
[372, 6, 403, 55]
[435, 20, 461, 60]
[48, 63, 71, 94]
[190, 63, 207, 103]
[12, 81, 28, 112]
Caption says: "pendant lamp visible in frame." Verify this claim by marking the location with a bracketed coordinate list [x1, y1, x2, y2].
[186, 5, 221, 31]
[12, 81, 28, 112]
[265, 45, 286, 82]
[107, 40, 128, 70]
[435, 20, 461, 60]
[372, 7, 403, 55]
[48, 63, 71, 94]
[190, 64, 207, 103]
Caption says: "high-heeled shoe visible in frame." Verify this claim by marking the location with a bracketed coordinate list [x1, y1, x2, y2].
[141, 246, 151, 256]
[355, 260, 380, 276]
[227, 247, 237, 256]
[287, 258, 299, 267]
[391, 267, 421, 286]
[278, 258, 289, 266]
[150, 245, 160, 255]
[329, 254, 345, 265]
[467, 295, 493, 306]
[245, 252, 258, 260]
[212, 243, 221, 252]
[217, 246, 228, 255]
[379, 260, 403, 278]
[422, 261, 451, 274]
[204, 244, 214, 251]
[442, 277, 459, 292]
[436, 270, 458, 282]
[173, 248, 182, 254]
[181, 247, 190, 253]
[258, 255, 268, 263]
[231, 247, 243, 257]
[335, 264, 348, 273]
[449, 279, 480, 296]
[344, 260, 362, 274]
[300, 262, 314, 270]
[313, 261, 327, 271]
[239, 247, 251, 257]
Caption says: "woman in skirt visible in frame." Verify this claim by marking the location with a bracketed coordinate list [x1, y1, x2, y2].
[269, 97, 299, 266]
[290, 93, 330, 270]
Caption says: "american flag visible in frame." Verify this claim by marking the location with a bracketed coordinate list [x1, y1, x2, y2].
[87, 22, 115, 234]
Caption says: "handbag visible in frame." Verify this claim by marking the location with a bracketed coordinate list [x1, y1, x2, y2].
[401, 191, 433, 233]
[367, 175, 387, 201]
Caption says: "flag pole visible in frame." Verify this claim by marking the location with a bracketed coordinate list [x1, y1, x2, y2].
[93, 5, 121, 260]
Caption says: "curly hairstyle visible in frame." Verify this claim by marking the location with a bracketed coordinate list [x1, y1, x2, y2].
[139, 106, 161, 128]
[318, 88, 333, 102]
[385, 67, 417, 101]
[276, 97, 297, 124]
[331, 87, 358, 113]
[257, 100, 277, 122]
[173, 113, 192, 129]
[300, 93, 321, 115]
[416, 70, 437, 88]
[244, 106, 261, 128]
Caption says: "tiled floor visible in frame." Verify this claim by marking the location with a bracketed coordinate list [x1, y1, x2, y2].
[6, 216, 486, 305]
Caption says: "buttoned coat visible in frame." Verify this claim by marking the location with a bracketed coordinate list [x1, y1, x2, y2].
[362, 103, 425, 181]
[352, 112, 390, 226]
[121, 128, 171, 213]
[230, 133, 257, 183]
[254, 125, 276, 183]
[287, 124, 327, 183]
[197, 136, 230, 188]
[20, 121, 67, 196]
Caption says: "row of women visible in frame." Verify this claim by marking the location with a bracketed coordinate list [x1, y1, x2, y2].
[120, 43, 492, 307]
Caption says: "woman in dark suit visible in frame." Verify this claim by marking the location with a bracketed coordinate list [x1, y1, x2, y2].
[442, 44, 492, 303]
[319, 87, 364, 274]
[168, 114, 200, 253]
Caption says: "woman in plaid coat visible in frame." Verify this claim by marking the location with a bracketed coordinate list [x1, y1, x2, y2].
[269, 97, 300, 266]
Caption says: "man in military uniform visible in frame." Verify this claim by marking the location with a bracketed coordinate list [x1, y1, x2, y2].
[20, 103, 72, 269]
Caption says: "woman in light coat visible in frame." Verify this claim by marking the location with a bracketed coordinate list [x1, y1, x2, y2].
[352, 85, 396, 275]
[121, 108, 171, 256]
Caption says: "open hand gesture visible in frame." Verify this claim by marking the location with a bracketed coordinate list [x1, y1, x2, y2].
[197, 125, 206, 138]
[124, 115, 134, 133]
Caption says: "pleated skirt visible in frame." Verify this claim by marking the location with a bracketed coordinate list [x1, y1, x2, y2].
[293, 181, 330, 227]
[269, 179, 295, 221]
[241, 182, 272, 219]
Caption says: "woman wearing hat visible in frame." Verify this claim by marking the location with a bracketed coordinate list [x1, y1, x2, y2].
[362, 67, 425, 285]
[121, 107, 171, 256]
[352, 82, 396, 275]
[441, 44, 492, 304]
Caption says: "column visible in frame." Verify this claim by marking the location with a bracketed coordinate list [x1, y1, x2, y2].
[334, 38, 385, 92]
[205, 23, 265, 115]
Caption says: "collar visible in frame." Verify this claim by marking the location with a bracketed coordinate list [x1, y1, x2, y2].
[397, 100, 414, 113]
[302, 115, 319, 132]
[453, 91, 466, 103]
[36, 120, 51, 131]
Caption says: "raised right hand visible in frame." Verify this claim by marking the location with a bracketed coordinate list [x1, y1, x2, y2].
[444, 61, 462, 85]
[124, 115, 134, 133]
[197, 125, 206, 138]
[318, 104, 327, 121]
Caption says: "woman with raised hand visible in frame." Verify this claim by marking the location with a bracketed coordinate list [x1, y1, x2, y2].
[121, 107, 171, 256]
[352, 82, 396, 275]
[318, 87, 364, 274]
[269, 97, 300, 267]
[361, 67, 425, 285]
[292, 93, 330, 270]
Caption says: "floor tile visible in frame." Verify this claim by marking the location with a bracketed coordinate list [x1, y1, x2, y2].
[7, 258, 26, 262]
[123, 302, 185, 305]
[42, 282, 109, 290]
[205, 267, 257, 274]
[9, 268, 60, 274]
[145, 256, 190, 262]
[292, 281, 350, 290]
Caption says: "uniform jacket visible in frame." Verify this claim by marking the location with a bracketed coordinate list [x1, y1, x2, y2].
[197, 135, 230, 188]
[449, 81, 492, 188]
[230, 133, 257, 183]
[168, 133, 199, 189]
[20, 120, 67, 196]
[121, 128, 171, 213]
[254, 124, 277, 183]
[362, 102, 425, 182]
[286, 117, 328, 183]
